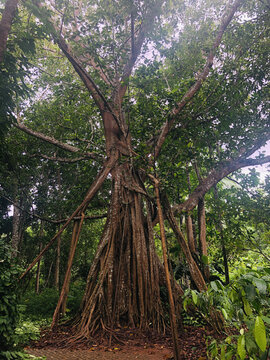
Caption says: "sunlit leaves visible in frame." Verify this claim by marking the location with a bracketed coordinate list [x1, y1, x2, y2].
[254, 316, 266, 352]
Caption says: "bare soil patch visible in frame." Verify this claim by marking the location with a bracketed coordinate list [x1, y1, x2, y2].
[26, 325, 218, 359]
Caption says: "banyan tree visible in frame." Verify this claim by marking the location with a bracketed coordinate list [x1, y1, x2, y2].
[13, 0, 270, 347]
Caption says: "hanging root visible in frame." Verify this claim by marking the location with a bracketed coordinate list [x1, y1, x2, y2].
[69, 165, 181, 342]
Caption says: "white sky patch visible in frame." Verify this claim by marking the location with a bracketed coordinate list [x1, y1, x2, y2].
[241, 140, 270, 181]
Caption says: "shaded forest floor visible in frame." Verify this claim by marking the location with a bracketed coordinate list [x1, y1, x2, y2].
[26, 325, 220, 359]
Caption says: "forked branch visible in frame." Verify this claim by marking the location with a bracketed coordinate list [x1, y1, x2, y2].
[153, 0, 244, 158]
[174, 153, 270, 213]
[115, 2, 162, 105]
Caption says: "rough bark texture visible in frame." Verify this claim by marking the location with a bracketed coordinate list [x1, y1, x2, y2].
[71, 164, 181, 340]
[16, 0, 255, 343]
[0, 0, 19, 62]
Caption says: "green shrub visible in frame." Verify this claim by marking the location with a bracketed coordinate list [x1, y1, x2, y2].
[0, 239, 43, 359]
[14, 321, 40, 346]
[21, 280, 85, 320]
[183, 265, 270, 359]
[21, 288, 59, 319]
[0, 238, 21, 352]
[66, 280, 85, 315]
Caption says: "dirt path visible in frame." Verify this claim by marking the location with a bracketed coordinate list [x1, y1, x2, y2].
[26, 346, 173, 360]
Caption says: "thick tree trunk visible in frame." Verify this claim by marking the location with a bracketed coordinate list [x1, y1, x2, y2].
[72, 163, 181, 340]
[11, 181, 25, 257]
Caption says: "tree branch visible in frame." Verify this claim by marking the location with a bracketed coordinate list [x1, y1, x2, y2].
[173, 154, 270, 213]
[0, 192, 107, 224]
[70, 3, 113, 87]
[19, 150, 118, 280]
[153, 0, 244, 158]
[114, 3, 161, 105]
[29, 0, 123, 137]
[56, 36, 126, 138]
[29, 153, 94, 163]
[14, 121, 102, 161]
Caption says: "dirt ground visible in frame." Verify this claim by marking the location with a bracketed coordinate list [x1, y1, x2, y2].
[26, 325, 212, 360]
[26, 346, 173, 360]
[25, 326, 214, 360]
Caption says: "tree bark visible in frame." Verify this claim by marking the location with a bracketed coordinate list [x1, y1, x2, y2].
[198, 198, 210, 281]
[162, 194, 207, 292]
[152, 176, 181, 360]
[54, 232, 61, 291]
[186, 214, 196, 254]
[11, 198, 20, 257]
[35, 242, 42, 294]
[0, 0, 19, 63]
[71, 164, 181, 340]
[20, 152, 118, 280]
[214, 186, 230, 285]
[52, 217, 84, 328]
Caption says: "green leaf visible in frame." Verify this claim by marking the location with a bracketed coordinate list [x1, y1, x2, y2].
[191, 290, 198, 305]
[220, 344, 226, 360]
[210, 281, 218, 291]
[183, 297, 188, 312]
[253, 278, 267, 294]
[221, 308, 228, 320]
[245, 284, 256, 302]
[237, 334, 246, 360]
[201, 254, 208, 265]
[261, 315, 270, 325]
[254, 316, 266, 352]
[246, 336, 257, 354]
[243, 298, 253, 316]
